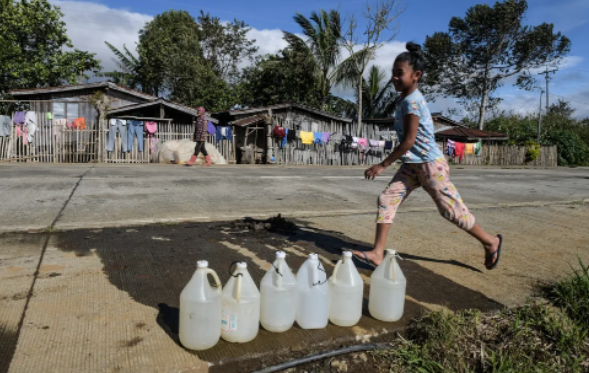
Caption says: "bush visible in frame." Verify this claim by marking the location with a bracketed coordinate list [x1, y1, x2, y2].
[543, 130, 589, 166]
[525, 141, 540, 162]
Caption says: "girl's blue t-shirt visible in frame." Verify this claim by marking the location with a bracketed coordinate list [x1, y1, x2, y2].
[394, 90, 444, 163]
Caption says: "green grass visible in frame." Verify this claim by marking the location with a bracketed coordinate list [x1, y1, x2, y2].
[543, 258, 589, 331]
[372, 260, 589, 373]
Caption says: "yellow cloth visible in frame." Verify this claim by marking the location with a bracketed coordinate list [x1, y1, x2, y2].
[465, 143, 475, 154]
[300, 131, 314, 145]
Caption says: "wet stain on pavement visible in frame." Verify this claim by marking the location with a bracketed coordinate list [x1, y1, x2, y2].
[51, 218, 501, 370]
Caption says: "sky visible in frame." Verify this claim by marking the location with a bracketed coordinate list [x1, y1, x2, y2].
[51, 0, 589, 119]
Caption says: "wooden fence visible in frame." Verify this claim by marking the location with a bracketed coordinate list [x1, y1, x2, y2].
[444, 144, 558, 167]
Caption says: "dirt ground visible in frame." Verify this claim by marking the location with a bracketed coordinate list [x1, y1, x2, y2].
[1, 204, 588, 373]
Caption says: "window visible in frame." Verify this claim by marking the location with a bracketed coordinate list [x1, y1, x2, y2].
[52, 102, 79, 121]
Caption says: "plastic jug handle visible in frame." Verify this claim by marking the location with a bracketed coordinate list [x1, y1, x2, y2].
[235, 273, 242, 303]
[389, 252, 403, 283]
[206, 269, 222, 293]
[332, 260, 342, 284]
[276, 261, 283, 289]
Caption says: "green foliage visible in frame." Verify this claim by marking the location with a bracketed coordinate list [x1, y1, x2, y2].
[98, 43, 143, 91]
[544, 259, 589, 331]
[423, 0, 571, 129]
[525, 141, 540, 162]
[0, 0, 101, 97]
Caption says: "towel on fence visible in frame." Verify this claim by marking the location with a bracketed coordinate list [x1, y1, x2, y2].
[454, 142, 465, 162]
[384, 140, 393, 150]
[321, 132, 331, 144]
[73, 117, 86, 130]
[369, 139, 379, 147]
[53, 119, 67, 138]
[207, 121, 216, 135]
[475, 141, 482, 157]
[345, 135, 353, 143]
[465, 143, 475, 154]
[0, 115, 11, 137]
[216, 126, 233, 143]
[313, 132, 323, 144]
[25, 111, 37, 143]
[13, 111, 25, 125]
[282, 129, 288, 147]
[378, 140, 385, 147]
[300, 131, 314, 144]
[145, 121, 157, 134]
[287, 129, 296, 141]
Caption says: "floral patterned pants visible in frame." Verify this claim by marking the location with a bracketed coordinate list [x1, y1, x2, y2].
[376, 158, 476, 231]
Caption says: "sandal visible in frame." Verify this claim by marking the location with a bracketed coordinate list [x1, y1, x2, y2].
[485, 234, 503, 270]
[352, 251, 377, 269]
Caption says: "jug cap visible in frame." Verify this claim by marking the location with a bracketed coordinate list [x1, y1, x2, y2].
[386, 249, 397, 255]
[236, 262, 247, 269]
[342, 251, 352, 258]
[276, 251, 286, 259]
[308, 253, 319, 261]
[197, 260, 209, 268]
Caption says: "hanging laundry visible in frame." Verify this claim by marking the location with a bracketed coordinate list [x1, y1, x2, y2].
[446, 139, 456, 157]
[206, 120, 216, 135]
[357, 138, 368, 149]
[107, 119, 128, 152]
[287, 129, 296, 141]
[475, 141, 482, 157]
[378, 140, 385, 148]
[13, 111, 25, 125]
[25, 111, 37, 143]
[53, 119, 67, 144]
[345, 135, 353, 143]
[454, 142, 465, 163]
[465, 143, 475, 155]
[16, 125, 27, 145]
[0, 115, 11, 137]
[46, 112, 53, 120]
[273, 126, 286, 138]
[321, 132, 331, 144]
[384, 141, 393, 150]
[127, 120, 144, 152]
[369, 139, 379, 148]
[300, 131, 314, 145]
[282, 129, 288, 147]
[145, 121, 157, 135]
[313, 132, 323, 144]
[73, 117, 86, 130]
[216, 126, 233, 143]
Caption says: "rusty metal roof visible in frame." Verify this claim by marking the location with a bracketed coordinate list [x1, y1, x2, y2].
[108, 99, 218, 124]
[10, 82, 157, 101]
[230, 114, 267, 127]
[436, 127, 508, 141]
[216, 103, 353, 123]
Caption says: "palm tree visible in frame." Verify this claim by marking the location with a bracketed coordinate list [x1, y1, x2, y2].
[98, 42, 143, 91]
[362, 65, 398, 119]
[282, 9, 342, 110]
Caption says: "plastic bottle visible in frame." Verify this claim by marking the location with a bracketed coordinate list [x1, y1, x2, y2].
[296, 253, 329, 329]
[221, 262, 261, 343]
[260, 251, 298, 332]
[179, 260, 222, 350]
[369, 249, 406, 322]
[328, 251, 364, 327]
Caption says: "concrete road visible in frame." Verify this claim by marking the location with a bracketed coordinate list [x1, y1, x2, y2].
[0, 163, 587, 233]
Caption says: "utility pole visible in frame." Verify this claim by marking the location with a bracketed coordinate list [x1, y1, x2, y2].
[539, 67, 558, 112]
[537, 88, 545, 144]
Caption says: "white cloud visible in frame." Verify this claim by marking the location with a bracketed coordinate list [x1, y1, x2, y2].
[53, 0, 152, 73]
[247, 28, 289, 57]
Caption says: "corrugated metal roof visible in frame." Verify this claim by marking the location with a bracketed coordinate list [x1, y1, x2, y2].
[10, 82, 157, 101]
[107, 99, 218, 124]
[230, 114, 267, 127]
[436, 127, 508, 140]
[217, 103, 353, 123]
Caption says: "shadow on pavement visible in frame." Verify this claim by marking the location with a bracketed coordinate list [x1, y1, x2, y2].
[51, 217, 501, 370]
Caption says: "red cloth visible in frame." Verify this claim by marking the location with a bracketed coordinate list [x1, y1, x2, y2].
[454, 142, 465, 163]
[273, 126, 286, 138]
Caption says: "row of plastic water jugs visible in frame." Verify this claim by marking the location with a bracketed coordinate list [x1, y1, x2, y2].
[180, 249, 405, 351]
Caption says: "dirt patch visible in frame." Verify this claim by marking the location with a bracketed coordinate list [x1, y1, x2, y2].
[123, 337, 143, 348]
[222, 214, 298, 235]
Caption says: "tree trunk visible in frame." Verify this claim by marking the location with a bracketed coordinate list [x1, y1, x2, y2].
[356, 74, 363, 137]
[478, 66, 489, 130]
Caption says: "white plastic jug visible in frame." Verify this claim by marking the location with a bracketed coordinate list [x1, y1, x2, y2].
[260, 251, 298, 332]
[369, 249, 406, 322]
[296, 253, 329, 329]
[328, 251, 364, 327]
[221, 262, 261, 343]
[179, 260, 222, 350]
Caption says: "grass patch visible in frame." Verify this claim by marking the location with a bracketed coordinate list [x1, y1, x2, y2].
[372, 262, 589, 373]
[543, 258, 589, 331]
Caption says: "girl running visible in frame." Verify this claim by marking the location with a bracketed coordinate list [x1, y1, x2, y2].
[352, 42, 502, 270]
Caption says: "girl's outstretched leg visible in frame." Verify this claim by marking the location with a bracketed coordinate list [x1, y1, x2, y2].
[352, 223, 391, 266]
[467, 224, 501, 268]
